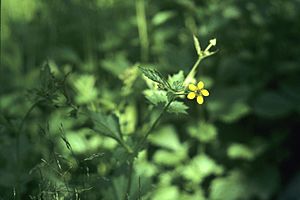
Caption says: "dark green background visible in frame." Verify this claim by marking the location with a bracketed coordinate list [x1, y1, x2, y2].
[1, 0, 300, 199]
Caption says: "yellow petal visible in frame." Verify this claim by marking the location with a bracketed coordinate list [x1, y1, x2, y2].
[201, 89, 209, 96]
[188, 84, 197, 91]
[197, 81, 204, 89]
[197, 96, 204, 104]
[187, 92, 196, 99]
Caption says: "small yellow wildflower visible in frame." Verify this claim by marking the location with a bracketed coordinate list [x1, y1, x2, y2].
[187, 81, 209, 104]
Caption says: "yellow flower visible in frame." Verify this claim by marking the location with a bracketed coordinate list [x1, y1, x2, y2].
[187, 81, 209, 104]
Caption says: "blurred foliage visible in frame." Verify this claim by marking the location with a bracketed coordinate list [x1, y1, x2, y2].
[1, 0, 300, 199]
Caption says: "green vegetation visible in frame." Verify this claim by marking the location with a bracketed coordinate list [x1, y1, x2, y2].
[1, 0, 300, 199]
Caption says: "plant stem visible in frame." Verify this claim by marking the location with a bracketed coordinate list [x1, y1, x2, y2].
[123, 98, 174, 200]
[123, 159, 134, 200]
[117, 138, 133, 154]
[136, 0, 149, 62]
[183, 56, 202, 86]
[137, 98, 174, 152]
[16, 100, 42, 200]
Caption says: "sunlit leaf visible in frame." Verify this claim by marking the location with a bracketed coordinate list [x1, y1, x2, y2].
[188, 121, 217, 143]
[227, 143, 255, 161]
[73, 74, 98, 104]
[168, 101, 188, 114]
[149, 126, 181, 151]
[180, 154, 223, 183]
[152, 11, 176, 26]
[152, 186, 179, 200]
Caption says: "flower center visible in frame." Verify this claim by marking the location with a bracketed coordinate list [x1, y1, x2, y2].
[196, 89, 202, 96]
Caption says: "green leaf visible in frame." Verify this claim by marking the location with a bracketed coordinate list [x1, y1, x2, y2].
[180, 154, 224, 183]
[139, 67, 169, 89]
[152, 186, 179, 200]
[149, 126, 181, 151]
[210, 170, 247, 200]
[152, 11, 176, 26]
[227, 143, 255, 161]
[135, 151, 158, 177]
[222, 6, 241, 19]
[193, 35, 202, 56]
[103, 169, 152, 200]
[168, 70, 185, 92]
[118, 103, 137, 135]
[168, 101, 188, 114]
[149, 127, 187, 166]
[73, 74, 98, 104]
[179, 191, 206, 200]
[88, 111, 122, 141]
[144, 89, 187, 114]
[188, 121, 217, 143]
[153, 149, 186, 166]
[143, 89, 167, 105]
[210, 167, 279, 200]
[221, 102, 250, 122]
[166, 91, 175, 102]
[101, 52, 131, 76]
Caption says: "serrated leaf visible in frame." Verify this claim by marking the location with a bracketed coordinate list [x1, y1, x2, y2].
[144, 89, 187, 114]
[88, 111, 122, 141]
[139, 67, 169, 89]
[172, 81, 184, 91]
[168, 101, 188, 114]
[143, 89, 167, 105]
[168, 71, 185, 92]
[168, 70, 184, 84]
[193, 35, 201, 56]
